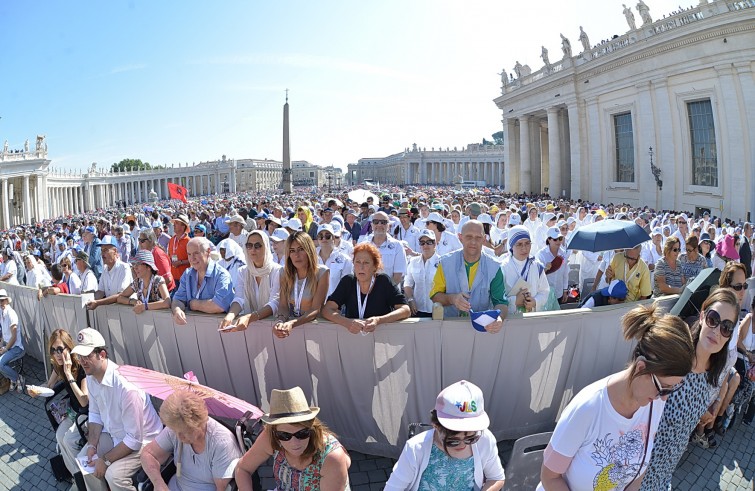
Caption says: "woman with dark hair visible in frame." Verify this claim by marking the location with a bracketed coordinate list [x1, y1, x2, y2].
[29, 329, 88, 479]
[116, 250, 171, 313]
[322, 242, 409, 333]
[386, 380, 505, 490]
[539, 303, 694, 490]
[639, 288, 739, 490]
[653, 236, 685, 296]
[235, 387, 350, 490]
[680, 235, 708, 281]
[274, 231, 329, 338]
[698, 233, 715, 268]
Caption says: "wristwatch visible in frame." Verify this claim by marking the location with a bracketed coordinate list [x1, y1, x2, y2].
[103, 458, 113, 467]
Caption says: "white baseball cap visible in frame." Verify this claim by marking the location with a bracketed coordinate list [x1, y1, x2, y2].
[434, 380, 490, 432]
[270, 228, 290, 243]
[71, 328, 107, 356]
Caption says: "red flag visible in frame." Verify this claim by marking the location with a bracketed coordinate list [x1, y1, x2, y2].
[167, 182, 188, 203]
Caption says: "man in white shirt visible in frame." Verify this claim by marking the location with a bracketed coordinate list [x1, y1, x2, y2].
[393, 208, 421, 254]
[85, 236, 133, 311]
[225, 215, 249, 249]
[72, 328, 162, 491]
[364, 211, 407, 285]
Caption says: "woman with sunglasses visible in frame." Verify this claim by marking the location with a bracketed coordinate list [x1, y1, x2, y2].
[679, 235, 708, 282]
[29, 329, 88, 479]
[138, 229, 176, 292]
[653, 236, 685, 297]
[404, 230, 440, 317]
[639, 288, 738, 488]
[711, 262, 752, 435]
[539, 303, 694, 491]
[537, 227, 570, 305]
[316, 224, 353, 297]
[385, 380, 505, 490]
[274, 232, 329, 338]
[220, 231, 282, 332]
[116, 250, 171, 313]
[235, 386, 351, 491]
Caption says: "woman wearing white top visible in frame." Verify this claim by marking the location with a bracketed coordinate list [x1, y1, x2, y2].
[217, 238, 246, 287]
[220, 231, 282, 332]
[500, 226, 551, 314]
[536, 227, 569, 304]
[538, 303, 694, 491]
[404, 230, 440, 317]
[316, 224, 353, 297]
[0, 250, 19, 285]
[426, 212, 462, 257]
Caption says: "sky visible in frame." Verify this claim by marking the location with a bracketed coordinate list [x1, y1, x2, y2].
[1, 0, 684, 172]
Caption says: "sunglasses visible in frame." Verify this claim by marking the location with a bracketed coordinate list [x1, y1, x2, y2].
[275, 428, 312, 441]
[49, 346, 66, 355]
[318, 234, 333, 240]
[624, 254, 639, 261]
[553, 237, 564, 242]
[372, 219, 389, 225]
[444, 432, 481, 448]
[651, 373, 684, 397]
[729, 283, 747, 292]
[245, 242, 264, 250]
[419, 240, 435, 246]
[138, 238, 149, 243]
[671, 248, 680, 252]
[704, 309, 735, 338]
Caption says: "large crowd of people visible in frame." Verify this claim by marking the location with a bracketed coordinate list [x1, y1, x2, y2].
[1, 185, 754, 490]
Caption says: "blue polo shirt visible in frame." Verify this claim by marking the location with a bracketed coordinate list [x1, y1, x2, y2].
[173, 261, 234, 312]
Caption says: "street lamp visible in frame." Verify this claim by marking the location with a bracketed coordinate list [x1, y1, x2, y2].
[649, 146, 662, 190]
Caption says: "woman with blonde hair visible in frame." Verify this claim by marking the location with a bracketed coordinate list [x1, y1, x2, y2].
[220, 230, 282, 332]
[539, 303, 695, 490]
[235, 387, 351, 490]
[274, 232, 329, 338]
[30, 329, 89, 479]
[653, 236, 685, 296]
[141, 390, 242, 491]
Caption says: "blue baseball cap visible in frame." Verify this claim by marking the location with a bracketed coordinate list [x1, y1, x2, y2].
[83, 226, 96, 234]
[97, 235, 119, 248]
[601, 280, 628, 300]
[193, 224, 207, 234]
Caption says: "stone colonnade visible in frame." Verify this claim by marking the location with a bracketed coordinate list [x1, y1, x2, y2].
[409, 160, 505, 186]
[0, 174, 47, 228]
[503, 106, 572, 197]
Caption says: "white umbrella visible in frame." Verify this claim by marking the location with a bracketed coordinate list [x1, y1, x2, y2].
[348, 189, 379, 204]
[327, 197, 344, 207]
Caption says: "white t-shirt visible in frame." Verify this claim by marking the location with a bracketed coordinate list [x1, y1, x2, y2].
[537, 375, 664, 491]
[0, 306, 23, 350]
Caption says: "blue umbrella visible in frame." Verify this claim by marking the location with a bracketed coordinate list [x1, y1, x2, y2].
[566, 219, 650, 252]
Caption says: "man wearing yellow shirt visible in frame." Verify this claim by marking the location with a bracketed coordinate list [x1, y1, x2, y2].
[605, 245, 652, 301]
[430, 221, 507, 332]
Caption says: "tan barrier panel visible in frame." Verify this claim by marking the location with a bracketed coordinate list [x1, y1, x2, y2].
[3, 280, 675, 458]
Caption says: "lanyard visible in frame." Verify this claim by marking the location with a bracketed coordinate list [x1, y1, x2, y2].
[356, 276, 376, 320]
[292, 277, 307, 317]
[139, 275, 156, 304]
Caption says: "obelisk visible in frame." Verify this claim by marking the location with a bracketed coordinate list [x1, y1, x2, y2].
[282, 89, 293, 194]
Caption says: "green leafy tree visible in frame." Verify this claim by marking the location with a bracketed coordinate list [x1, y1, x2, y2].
[111, 158, 153, 172]
[492, 131, 504, 145]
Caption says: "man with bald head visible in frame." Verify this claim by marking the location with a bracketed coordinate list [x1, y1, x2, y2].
[171, 237, 235, 325]
[430, 221, 507, 332]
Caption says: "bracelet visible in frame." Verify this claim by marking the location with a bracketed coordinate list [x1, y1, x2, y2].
[406, 298, 414, 302]
[68, 379, 76, 384]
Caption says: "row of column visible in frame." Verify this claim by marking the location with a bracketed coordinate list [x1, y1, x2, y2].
[410, 161, 505, 186]
[504, 107, 568, 197]
[0, 175, 47, 227]
[45, 172, 239, 218]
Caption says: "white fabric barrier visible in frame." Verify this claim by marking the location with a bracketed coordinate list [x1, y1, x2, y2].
[4, 280, 677, 458]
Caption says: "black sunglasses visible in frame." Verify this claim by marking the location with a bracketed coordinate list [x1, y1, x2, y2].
[138, 238, 148, 243]
[419, 240, 435, 246]
[275, 428, 312, 441]
[729, 283, 746, 292]
[704, 309, 735, 338]
[651, 373, 684, 398]
[49, 346, 66, 355]
[444, 432, 481, 448]
[318, 234, 333, 240]
[372, 219, 388, 225]
[245, 242, 264, 250]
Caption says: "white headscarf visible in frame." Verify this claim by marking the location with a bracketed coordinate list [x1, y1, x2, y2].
[243, 230, 277, 313]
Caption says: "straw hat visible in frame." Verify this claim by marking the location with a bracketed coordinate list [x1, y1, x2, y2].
[261, 387, 320, 425]
[0, 289, 11, 303]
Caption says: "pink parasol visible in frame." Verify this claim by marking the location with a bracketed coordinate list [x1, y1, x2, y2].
[117, 365, 263, 421]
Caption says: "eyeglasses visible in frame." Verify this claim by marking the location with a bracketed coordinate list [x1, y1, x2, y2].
[419, 240, 435, 246]
[372, 219, 388, 225]
[245, 242, 264, 250]
[553, 237, 564, 242]
[318, 234, 333, 240]
[138, 238, 148, 243]
[704, 309, 735, 338]
[444, 432, 481, 448]
[49, 346, 66, 355]
[275, 428, 312, 441]
[651, 373, 685, 398]
[686, 247, 695, 252]
[728, 282, 746, 291]
[624, 254, 639, 261]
